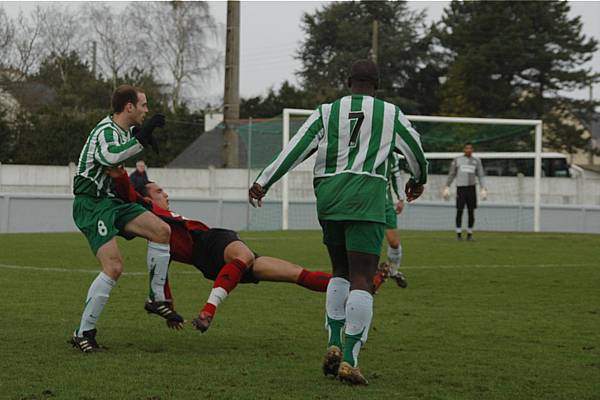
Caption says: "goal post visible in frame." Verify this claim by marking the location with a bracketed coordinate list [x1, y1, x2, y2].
[281, 108, 544, 232]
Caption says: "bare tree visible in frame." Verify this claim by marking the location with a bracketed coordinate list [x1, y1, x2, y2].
[40, 6, 82, 57]
[0, 7, 15, 70]
[36, 5, 84, 83]
[87, 4, 134, 89]
[12, 6, 46, 80]
[129, 1, 222, 109]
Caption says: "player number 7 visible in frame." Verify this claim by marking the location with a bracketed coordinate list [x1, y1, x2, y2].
[348, 111, 364, 148]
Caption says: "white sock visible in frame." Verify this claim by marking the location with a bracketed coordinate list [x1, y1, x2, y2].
[387, 245, 402, 275]
[467, 228, 473, 234]
[325, 277, 350, 322]
[456, 227, 462, 234]
[324, 277, 349, 347]
[148, 241, 171, 302]
[78, 272, 115, 336]
[344, 290, 373, 367]
[207, 287, 228, 308]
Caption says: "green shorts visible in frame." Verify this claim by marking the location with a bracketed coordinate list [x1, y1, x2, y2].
[385, 193, 397, 230]
[319, 219, 385, 256]
[73, 195, 148, 255]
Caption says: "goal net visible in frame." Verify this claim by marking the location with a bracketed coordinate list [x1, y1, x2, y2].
[240, 109, 545, 232]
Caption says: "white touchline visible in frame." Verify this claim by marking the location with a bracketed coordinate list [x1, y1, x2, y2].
[0, 263, 200, 276]
[0, 262, 596, 276]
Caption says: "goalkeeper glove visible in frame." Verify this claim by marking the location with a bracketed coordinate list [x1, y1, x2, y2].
[134, 113, 165, 154]
[442, 186, 450, 200]
[480, 187, 488, 200]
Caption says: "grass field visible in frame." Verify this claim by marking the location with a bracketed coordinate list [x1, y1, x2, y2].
[1, 230, 599, 400]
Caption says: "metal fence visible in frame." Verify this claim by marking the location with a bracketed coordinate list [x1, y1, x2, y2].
[1, 193, 599, 234]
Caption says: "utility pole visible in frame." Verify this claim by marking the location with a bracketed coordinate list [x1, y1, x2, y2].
[371, 19, 379, 65]
[91, 41, 97, 77]
[223, 0, 240, 168]
[89, 41, 97, 78]
[589, 83, 595, 165]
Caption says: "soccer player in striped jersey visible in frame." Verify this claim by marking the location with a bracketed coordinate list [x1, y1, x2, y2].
[248, 60, 428, 385]
[381, 153, 408, 288]
[70, 85, 179, 353]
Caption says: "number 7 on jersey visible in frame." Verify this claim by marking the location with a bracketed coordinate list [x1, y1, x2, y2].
[348, 111, 364, 147]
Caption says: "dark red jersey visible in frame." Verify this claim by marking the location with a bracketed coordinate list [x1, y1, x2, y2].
[111, 169, 209, 265]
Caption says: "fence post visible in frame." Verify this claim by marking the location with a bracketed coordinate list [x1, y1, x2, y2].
[209, 166, 216, 196]
[517, 173, 524, 204]
[575, 174, 584, 205]
[217, 199, 224, 227]
[246, 117, 253, 231]
[1, 194, 10, 233]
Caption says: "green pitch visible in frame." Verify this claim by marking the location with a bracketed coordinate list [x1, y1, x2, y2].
[1, 231, 599, 399]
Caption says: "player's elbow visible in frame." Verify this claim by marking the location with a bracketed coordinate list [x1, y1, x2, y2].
[94, 154, 122, 167]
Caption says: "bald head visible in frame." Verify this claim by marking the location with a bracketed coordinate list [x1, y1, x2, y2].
[348, 59, 379, 94]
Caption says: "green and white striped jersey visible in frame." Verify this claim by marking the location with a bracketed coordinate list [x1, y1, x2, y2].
[256, 95, 427, 222]
[73, 116, 144, 198]
[388, 153, 405, 201]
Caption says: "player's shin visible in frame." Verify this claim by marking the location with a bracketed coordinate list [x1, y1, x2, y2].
[387, 245, 402, 275]
[202, 258, 248, 317]
[77, 272, 115, 336]
[343, 290, 373, 367]
[147, 241, 171, 302]
[296, 269, 331, 292]
[325, 277, 350, 348]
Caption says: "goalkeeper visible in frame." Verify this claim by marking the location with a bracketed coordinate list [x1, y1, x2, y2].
[442, 142, 487, 240]
[248, 59, 427, 385]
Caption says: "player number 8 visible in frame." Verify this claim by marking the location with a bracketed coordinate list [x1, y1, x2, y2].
[97, 220, 108, 236]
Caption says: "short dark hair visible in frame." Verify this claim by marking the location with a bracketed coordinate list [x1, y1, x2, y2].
[111, 85, 144, 113]
[348, 59, 379, 88]
[464, 142, 474, 147]
[134, 179, 152, 197]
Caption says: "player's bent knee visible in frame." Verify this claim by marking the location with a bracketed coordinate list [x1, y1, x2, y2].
[102, 257, 124, 280]
[154, 220, 171, 243]
[238, 249, 255, 267]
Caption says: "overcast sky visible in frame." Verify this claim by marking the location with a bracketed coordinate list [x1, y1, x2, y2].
[3, 1, 599, 103]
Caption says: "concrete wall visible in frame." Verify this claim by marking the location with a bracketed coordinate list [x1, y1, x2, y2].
[1, 193, 599, 234]
[0, 163, 599, 234]
[1, 163, 600, 205]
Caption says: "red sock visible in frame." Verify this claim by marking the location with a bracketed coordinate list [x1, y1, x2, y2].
[296, 269, 331, 292]
[201, 259, 248, 316]
[201, 303, 216, 316]
[213, 258, 247, 293]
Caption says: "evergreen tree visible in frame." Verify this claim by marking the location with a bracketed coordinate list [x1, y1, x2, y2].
[297, 1, 443, 114]
[437, 1, 598, 153]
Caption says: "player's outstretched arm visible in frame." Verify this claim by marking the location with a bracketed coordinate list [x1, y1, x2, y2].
[476, 157, 486, 189]
[95, 128, 145, 167]
[250, 108, 323, 203]
[393, 109, 427, 201]
[133, 113, 165, 154]
[446, 159, 458, 187]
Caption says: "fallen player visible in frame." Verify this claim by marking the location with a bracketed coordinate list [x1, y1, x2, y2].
[109, 168, 388, 332]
